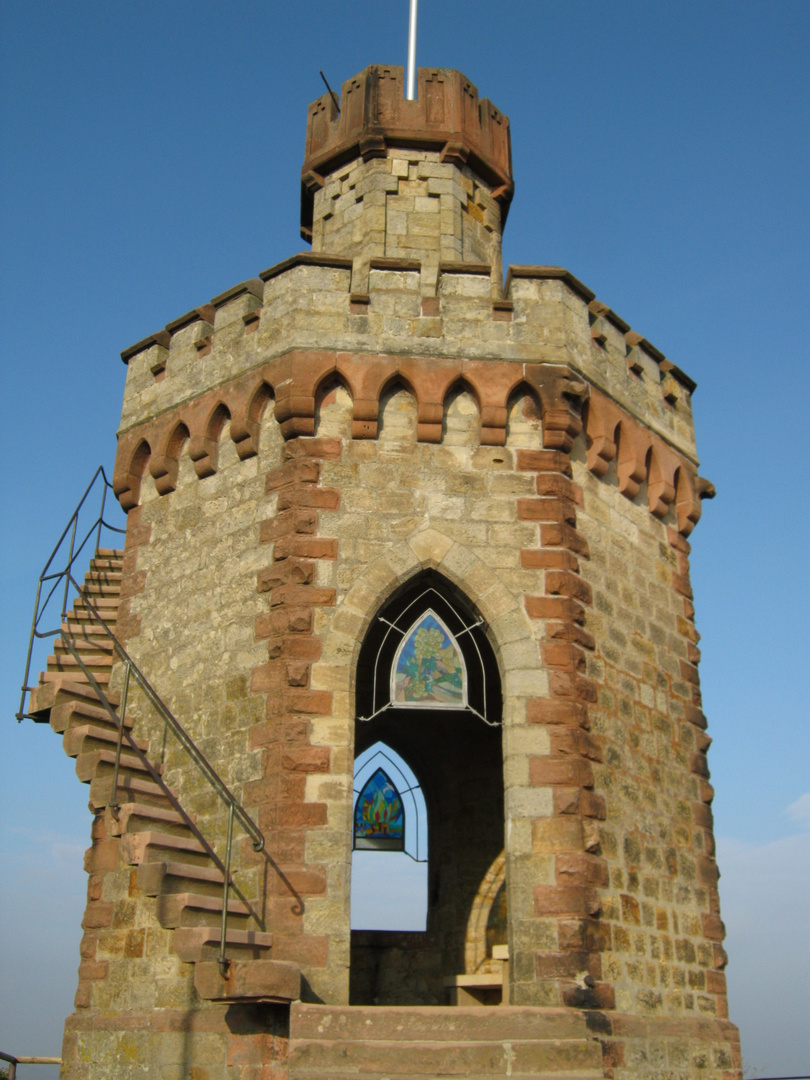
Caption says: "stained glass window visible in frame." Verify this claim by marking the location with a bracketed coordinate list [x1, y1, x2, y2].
[390, 610, 466, 708]
[353, 768, 405, 851]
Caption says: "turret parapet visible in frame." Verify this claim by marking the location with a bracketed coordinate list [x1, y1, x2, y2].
[301, 65, 513, 247]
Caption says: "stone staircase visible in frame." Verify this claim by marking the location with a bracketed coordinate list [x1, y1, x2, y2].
[287, 1004, 604, 1079]
[27, 550, 299, 1005]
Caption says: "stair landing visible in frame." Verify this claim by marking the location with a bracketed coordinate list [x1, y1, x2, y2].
[288, 1003, 604, 1079]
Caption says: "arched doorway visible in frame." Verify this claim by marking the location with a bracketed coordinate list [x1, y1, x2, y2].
[350, 571, 504, 1005]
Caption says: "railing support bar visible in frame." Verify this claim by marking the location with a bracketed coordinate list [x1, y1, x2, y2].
[62, 514, 78, 620]
[109, 661, 131, 815]
[219, 801, 235, 978]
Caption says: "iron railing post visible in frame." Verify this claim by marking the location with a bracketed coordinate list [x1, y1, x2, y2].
[109, 660, 131, 814]
[96, 481, 108, 555]
[62, 513, 78, 620]
[18, 577, 44, 721]
[219, 801, 235, 977]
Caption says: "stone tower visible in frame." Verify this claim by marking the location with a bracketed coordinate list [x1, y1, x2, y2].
[27, 66, 741, 1078]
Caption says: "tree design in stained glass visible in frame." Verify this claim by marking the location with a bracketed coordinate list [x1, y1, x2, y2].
[391, 610, 466, 707]
[354, 768, 405, 851]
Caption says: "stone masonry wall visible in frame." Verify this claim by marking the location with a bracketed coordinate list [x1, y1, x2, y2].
[310, 150, 502, 297]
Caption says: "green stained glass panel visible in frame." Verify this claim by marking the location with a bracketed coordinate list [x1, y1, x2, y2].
[392, 611, 466, 707]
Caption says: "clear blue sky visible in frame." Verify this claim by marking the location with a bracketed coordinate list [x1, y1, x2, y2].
[1, 2, 808, 1075]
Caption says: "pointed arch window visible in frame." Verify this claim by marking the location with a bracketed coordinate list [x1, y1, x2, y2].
[354, 768, 405, 851]
[391, 610, 467, 708]
[357, 577, 500, 726]
[352, 745, 426, 862]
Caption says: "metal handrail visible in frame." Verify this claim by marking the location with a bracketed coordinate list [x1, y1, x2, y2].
[17, 468, 266, 976]
[0, 1053, 61, 1079]
[44, 581, 265, 975]
[18, 466, 125, 722]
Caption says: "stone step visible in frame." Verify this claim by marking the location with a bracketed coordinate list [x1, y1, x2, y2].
[173, 927, 274, 964]
[28, 678, 120, 719]
[73, 595, 119, 614]
[81, 581, 122, 598]
[194, 958, 300, 1003]
[90, 771, 171, 812]
[39, 667, 111, 688]
[120, 829, 206, 867]
[289, 1074, 596, 1080]
[155, 890, 252, 929]
[75, 746, 156, 784]
[138, 858, 226, 898]
[94, 548, 124, 560]
[109, 801, 189, 838]
[56, 633, 115, 655]
[45, 652, 115, 675]
[289, 1004, 595, 1044]
[288, 1037, 602, 1077]
[63, 722, 148, 759]
[50, 698, 132, 735]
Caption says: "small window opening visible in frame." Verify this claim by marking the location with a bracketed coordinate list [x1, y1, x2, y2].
[351, 743, 428, 931]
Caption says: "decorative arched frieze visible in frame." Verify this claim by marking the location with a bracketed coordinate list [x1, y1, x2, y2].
[647, 442, 679, 519]
[675, 465, 703, 537]
[149, 422, 190, 496]
[188, 404, 230, 479]
[583, 388, 711, 536]
[524, 364, 588, 452]
[616, 420, 650, 499]
[113, 354, 709, 536]
[113, 438, 152, 511]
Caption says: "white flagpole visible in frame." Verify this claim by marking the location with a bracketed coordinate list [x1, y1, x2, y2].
[406, 0, 418, 100]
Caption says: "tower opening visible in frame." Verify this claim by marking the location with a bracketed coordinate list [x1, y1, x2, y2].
[350, 571, 504, 1006]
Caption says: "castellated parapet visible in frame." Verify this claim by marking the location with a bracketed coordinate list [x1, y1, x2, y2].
[45, 66, 739, 1080]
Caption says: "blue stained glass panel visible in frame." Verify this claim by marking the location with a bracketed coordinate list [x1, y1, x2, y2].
[392, 611, 465, 706]
[354, 768, 405, 851]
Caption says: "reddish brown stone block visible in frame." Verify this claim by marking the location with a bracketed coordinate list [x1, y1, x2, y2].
[545, 571, 593, 605]
[534, 884, 601, 917]
[556, 853, 610, 888]
[276, 485, 340, 512]
[272, 536, 338, 560]
[530, 756, 594, 788]
[525, 596, 586, 624]
[260, 509, 318, 542]
[283, 436, 342, 461]
[517, 497, 578, 525]
[515, 449, 573, 475]
[541, 641, 587, 672]
[282, 747, 330, 773]
[702, 914, 726, 941]
[544, 621, 596, 649]
[276, 802, 328, 828]
[265, 459, 321, 491]
[81, 902, 114, 929]
[285, 661, 310, 686]
[535, 473, 582, 504]
[672, 571, 694, 599]
[258, 560, 314, 592]
[283, 688, 333, 715]
[540, 522, 591, 557]
[549, 729, 603, 761]
[527, 698, 589, 727]
[548, 671, 598, 703]
[520, 548, 579, 572]
[269, 585, 335, 608]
